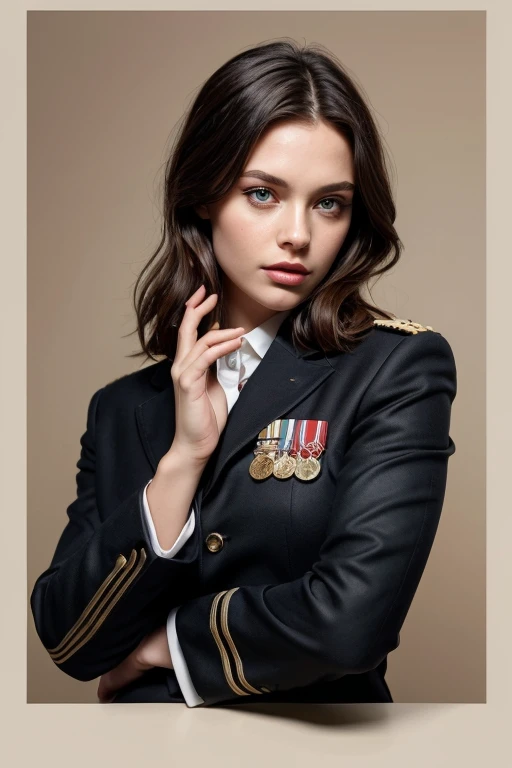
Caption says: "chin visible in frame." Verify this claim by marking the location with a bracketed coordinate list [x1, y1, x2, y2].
[255, 294, 299, 311]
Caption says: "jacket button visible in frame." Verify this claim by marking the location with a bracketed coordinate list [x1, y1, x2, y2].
[205, 532, 225, 553]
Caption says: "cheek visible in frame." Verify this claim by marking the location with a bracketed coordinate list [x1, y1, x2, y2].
[315, 220, 351, 259]
[334, 213, 353, 243]
[212, 208, 268, 262]
[213, 224, 252, 261]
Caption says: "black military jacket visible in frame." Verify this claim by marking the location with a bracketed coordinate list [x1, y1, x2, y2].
[30, 315, 457, 705]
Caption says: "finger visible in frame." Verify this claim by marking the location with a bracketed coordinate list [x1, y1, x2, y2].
[98, 657, 145, 702]
[185, 283, 206, 307]
[176, 290, 218, 361]
[98, 671, 120, 703]
[177, 338, 246, 390]
[98, 669, 128, 703]
[184, 290, 217, 326]
[97, 675, 114, 703]
[98, 687, 116, 703]
[174, 327, 245, 378]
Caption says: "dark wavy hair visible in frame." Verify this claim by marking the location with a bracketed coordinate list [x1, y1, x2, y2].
[126, 38, 401, 364]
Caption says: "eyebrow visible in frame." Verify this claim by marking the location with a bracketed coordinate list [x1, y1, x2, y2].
[241, 169, 355, 195]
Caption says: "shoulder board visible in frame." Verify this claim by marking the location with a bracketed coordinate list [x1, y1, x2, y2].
[373, 317, 435, 335]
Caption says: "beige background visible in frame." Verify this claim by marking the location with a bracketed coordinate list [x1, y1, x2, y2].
[26, 11, 485, 705]
[3, 0, 510, 762]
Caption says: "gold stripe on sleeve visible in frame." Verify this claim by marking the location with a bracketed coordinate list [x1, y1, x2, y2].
[219, 587, 262, 696]
[49, 548, 146, 664]
[47, 552, 129, 656]
[209, 590, 250, 697]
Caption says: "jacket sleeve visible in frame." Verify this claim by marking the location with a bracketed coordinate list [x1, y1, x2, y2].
[172, 330, 457, 706]
[30, 386, 201, 682]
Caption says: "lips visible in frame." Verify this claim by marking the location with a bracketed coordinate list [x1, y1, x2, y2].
[262, 268, 308, 286]
[263, 263, 310, 274]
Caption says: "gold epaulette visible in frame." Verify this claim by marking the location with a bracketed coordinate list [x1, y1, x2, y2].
[373, 317, 435, 335]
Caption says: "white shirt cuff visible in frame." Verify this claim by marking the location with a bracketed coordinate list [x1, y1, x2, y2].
[167, 607, 204, 707]
[142, 479, 195, 558]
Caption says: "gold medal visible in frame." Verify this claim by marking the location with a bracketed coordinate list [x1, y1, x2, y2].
[293, 419, 327, 480]
[249, 418, 328, 482]
[249, 453, 274, 480]
[273, 419, 297, 478]
[294, 455, 321, 481]
[249, 420, 281, 480]
[273, 451, 297, 479]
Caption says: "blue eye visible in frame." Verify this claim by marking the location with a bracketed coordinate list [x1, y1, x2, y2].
[242, 186, 352, 216]
[244, 187, 272, 203]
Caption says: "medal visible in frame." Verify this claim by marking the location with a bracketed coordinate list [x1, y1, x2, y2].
[249, 418, 328, 481]
[248, 421, 280, 480]
[248, 453, 274, 480]
[295, 455, 321, 481]
[293, 420, 328, 481]
[273, 419, 297, 479]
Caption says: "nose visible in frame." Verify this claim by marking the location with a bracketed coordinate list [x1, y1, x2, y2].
[277, 205, 311, 250]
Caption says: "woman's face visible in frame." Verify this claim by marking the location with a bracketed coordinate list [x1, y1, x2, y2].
[195, 118, 355, 330]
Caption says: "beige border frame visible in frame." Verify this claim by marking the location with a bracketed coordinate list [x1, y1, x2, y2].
[2, 0, 507, 763]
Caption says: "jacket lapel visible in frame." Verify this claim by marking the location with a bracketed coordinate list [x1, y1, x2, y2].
[135, 314, 337, 502]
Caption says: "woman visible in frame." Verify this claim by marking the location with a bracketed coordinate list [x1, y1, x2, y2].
[30, 39, 457, 706]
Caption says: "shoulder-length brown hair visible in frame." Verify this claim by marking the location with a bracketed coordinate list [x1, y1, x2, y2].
[126, 38, 400, 364]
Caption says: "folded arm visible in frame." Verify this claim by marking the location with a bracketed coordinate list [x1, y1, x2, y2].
[30, 386, 200, 682]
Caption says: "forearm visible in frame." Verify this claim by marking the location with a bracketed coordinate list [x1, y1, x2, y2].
[146, 447, 207, 551]
[30, 390, 207, 683]
[30, 483, 201, 681]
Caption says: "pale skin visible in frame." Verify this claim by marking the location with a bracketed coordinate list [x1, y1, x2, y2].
[97, 117, 355, 703]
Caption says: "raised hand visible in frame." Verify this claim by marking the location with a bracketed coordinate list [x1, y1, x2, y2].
[169, 284, 245, 465]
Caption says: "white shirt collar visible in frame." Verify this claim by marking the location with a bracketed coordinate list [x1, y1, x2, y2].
[216, 308, 293, 411]
[240, 308, 293, 359]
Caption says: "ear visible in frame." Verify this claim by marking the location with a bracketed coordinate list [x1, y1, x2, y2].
[194, 203, 210, 220]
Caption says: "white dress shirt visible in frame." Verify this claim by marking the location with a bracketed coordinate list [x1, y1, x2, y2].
[141, 308, 292, 706]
